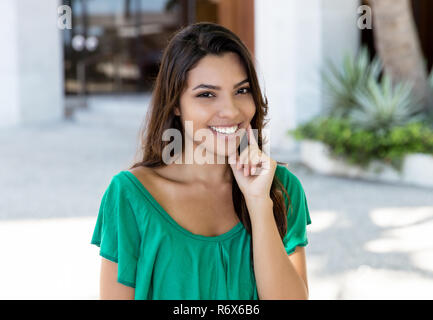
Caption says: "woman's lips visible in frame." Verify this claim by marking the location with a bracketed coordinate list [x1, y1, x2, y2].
[208, 123, 241, 136]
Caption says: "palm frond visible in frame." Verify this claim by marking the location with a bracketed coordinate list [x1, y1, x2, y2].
[350, 74, 422, 131]
[322, 46, 382, 118]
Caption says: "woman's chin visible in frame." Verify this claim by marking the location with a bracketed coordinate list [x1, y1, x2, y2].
[203, 149, 237, 163]
[193, 143, 239, 163]
[215, 146, 238, 157]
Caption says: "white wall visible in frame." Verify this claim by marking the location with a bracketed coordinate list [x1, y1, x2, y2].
[0, 0, 64, 127]
[255, 0, 360, 157]
[255, 0, 298, 155]
[0, 1, 20, 127]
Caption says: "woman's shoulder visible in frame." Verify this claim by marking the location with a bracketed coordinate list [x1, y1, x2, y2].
[101, 166, 156, 204]
[98, 168, 162, 226]
[105, 166, 157, 189]
[127, 166, 154, 186]
[127, 165, 178, 186]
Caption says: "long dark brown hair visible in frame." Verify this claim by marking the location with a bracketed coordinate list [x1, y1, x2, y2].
[129, 22, 291, 269]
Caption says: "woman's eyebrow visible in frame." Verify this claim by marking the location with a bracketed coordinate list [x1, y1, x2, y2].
[192, 78, 249, 90]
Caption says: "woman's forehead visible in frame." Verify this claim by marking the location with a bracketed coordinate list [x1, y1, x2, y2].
[186, 53, 247, 88]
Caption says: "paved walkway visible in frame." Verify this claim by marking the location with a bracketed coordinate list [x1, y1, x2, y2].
[0, 95, 432, 299]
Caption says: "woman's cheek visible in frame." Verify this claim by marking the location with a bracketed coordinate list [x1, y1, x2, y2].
[246, 104, 256, 119]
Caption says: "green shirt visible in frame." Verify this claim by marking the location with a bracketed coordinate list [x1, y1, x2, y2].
[90, 164, 312, 300]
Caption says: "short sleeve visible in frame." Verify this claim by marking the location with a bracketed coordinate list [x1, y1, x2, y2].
[90, 174, 141, 288]
[276, 165, 312, 256]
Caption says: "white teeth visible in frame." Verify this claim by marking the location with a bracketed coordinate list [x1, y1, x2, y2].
[210, 125, 238, 134]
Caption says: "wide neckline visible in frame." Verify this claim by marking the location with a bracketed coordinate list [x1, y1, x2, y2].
[121, 170, 244, 242]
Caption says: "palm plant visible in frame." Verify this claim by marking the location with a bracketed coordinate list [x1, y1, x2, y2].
[322, 46, 382, 118]
[349, 74, 423, 133]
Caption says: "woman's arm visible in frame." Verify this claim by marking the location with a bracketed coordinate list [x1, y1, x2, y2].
[99, 258, 135, 300]
[230, 124, 309, 299]
[247, 197, 309, 300]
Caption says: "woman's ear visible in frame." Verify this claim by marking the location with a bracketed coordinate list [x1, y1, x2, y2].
[174, 106, 181, 116]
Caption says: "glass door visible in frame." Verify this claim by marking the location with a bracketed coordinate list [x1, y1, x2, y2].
[63, 0, 190, 94]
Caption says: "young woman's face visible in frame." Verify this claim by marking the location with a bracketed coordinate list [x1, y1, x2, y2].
[176, 52, 256, 160]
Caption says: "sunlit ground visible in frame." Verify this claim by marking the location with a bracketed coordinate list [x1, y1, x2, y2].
[0, 217, 100, 299]
[307, 207, 433, 299]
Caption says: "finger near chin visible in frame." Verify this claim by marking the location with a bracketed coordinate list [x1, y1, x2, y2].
[237, 159, 242, 170]
[228, 153, 236, 165]
[244, 164, 250, 176]
[239, 147, 257, 167]
[252, 153, 262, 166]
[254, 166, 268, 176]
[238, 148, 249, 165]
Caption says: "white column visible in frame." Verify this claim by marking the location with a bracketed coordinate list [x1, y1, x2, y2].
[291, 0, 323, 126]
[321, 0, 361, 68]
[0, 0, 64, 127]
[255, 0, 360, 157]
[255, 0, 298, 156]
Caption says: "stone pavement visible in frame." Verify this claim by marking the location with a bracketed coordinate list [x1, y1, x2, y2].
[0, 95, 432, 299]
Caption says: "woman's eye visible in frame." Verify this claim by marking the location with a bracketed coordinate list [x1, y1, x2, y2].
[196, 92, 215, 98]
[237, 87, 251, 95]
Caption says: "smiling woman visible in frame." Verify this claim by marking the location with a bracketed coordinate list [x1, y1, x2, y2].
[90, 22, 312, 300]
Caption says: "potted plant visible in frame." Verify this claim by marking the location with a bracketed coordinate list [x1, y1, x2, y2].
[289, 48, 433, 188]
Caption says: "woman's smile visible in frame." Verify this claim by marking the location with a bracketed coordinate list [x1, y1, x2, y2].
[208, 122, 245, 142]
[209, 122, 241, 134]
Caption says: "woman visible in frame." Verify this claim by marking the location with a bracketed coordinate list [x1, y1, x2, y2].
[91, 22, 312, 300]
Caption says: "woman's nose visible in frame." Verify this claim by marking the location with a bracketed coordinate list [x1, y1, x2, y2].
[218, 97, 240, 118]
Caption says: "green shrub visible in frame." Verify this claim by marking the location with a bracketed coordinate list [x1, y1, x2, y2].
[290, 117, 433, 170]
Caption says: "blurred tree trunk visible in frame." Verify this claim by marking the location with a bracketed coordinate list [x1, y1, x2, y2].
[368, 0, 432, 112]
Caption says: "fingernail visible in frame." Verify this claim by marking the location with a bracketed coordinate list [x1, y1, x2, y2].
[251, 167, 256, 175]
